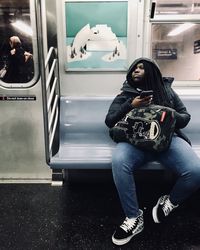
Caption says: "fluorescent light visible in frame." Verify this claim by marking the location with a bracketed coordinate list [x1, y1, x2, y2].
[191, 3, 194, 12]
[11, 20, 33, 36]
[158, 11, 179, 14]
[167, 23, 196, 36]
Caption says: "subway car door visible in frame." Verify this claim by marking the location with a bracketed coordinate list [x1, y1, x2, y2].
[0, 0, 59, 182]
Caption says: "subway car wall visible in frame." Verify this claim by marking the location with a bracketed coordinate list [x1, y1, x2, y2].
[0, 0, 51, 182]
[56, 0, 200, 96]
[0, 0, 200, 183]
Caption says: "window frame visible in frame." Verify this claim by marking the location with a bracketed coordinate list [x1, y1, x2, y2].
[148, 11, 200, 87]
[0, 0, 39, 89]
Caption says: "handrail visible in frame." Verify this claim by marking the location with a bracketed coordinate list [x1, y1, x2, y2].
[46, 59, 57, 90]
[47, 77, 58, 111]
[48, 94, 58, 132]
[44, 47, 60, 159]
[45, 47, 55, 67]
[49, 106, 59, 151]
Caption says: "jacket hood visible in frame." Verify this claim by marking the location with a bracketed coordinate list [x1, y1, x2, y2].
[126, 57, 160, 85]
[122, 57, 174, 93]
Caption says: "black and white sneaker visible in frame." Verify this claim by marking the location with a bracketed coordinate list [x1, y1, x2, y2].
[112, 209, 144, 246]
[152, 195, 179, 223]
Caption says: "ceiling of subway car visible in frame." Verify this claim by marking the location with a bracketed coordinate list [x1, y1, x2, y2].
[0, 0, 30, 24]
[0, 0, 31, 50]
[156, 0, 200, 14]
[0, 0, 29, 8]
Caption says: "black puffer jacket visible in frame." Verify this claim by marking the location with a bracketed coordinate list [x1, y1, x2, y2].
[105, 60, 191, 145]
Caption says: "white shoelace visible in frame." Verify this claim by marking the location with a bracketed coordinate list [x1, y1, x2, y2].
[120, 217, 137, 232]
[162, 197, 178, 216]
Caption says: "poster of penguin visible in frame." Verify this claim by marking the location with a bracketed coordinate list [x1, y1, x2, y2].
[65, 0, 128, 70]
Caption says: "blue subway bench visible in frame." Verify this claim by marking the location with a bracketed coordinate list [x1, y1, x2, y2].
[49, 95, 200, 183]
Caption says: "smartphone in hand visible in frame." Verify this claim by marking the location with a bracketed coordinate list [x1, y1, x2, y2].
[140, 90, 153, 98]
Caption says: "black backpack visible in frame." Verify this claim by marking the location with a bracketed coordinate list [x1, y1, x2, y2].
[109, 105, 176, 152]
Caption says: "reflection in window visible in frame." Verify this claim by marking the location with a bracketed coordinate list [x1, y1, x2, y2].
[151, 23, 200, 80]
[0, 0, 34, 84]
[155, 0, 200, 15]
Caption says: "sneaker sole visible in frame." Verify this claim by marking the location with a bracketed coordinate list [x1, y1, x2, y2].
[112, 225, 144, 246]
[152, 200, 161, 223]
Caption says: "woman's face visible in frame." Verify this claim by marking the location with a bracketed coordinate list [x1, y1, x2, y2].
[9, 39, 13, 48]
[131, 62, 145, 82]
[9, 36, 21, 49]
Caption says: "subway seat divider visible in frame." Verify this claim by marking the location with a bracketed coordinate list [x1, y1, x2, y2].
[49, 96, 200, 170]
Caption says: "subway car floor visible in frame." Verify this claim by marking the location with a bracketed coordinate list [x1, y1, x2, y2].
[1, 170, 200, 250]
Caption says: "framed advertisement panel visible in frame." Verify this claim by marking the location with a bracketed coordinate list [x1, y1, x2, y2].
[65, 0, 128, 71]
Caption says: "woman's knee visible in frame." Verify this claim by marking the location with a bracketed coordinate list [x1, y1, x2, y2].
[112, 150, 127, 168]
[112, 151, 130, 177]
[112, 143, 146, 173]
[112, 144, 134, 177]
[112, 143, 131, 166]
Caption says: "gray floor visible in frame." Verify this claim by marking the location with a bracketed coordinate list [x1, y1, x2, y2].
[0, 171, 200, 250]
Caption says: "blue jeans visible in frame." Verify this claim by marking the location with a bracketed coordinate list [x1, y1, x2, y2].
[112, 136, 200, 218]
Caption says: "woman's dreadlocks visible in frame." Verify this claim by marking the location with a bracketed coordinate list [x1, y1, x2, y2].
[141, 60, 173, 108]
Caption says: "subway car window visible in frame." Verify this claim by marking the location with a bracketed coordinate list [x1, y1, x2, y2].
[151, 23, 200, 81]
[0, 0, 38, 87]
[150, 0, 200, 82]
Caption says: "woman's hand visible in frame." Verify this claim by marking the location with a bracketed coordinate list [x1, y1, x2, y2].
[10, 49, 16, 55]
[131, 95, 153, 108]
